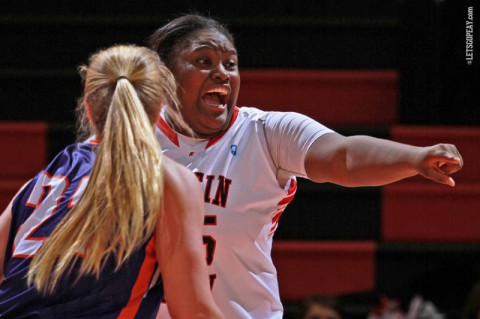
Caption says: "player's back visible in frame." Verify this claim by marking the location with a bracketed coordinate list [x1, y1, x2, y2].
[0, 143, 163, 319]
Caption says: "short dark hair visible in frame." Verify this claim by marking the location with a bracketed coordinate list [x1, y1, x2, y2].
[149, 14, 235, 69]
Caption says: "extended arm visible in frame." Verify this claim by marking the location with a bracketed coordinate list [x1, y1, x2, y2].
[155, 157, 223, 319]
[305, 133, 463, 187]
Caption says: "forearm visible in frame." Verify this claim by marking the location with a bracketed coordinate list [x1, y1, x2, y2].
[157, 162, 224, 319]
[305, 133, 461, 187]
[161, 248, 223, 319]
[341, 135, 420, 186]
[0, 199, 14, 280]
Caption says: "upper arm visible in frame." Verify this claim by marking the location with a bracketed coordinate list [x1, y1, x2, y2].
[0, 196, 15, 280]
[304, 132, 350, 184]
[263, 111, 334, 177]
[0, 180, 32, 281]
[155, 158, 222, 319]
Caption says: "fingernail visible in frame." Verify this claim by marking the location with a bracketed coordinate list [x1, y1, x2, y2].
[449, 177, 455, 187]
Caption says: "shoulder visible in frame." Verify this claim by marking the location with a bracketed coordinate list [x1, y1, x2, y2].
[161, 157, 203, 223]
[49, 143, 95, 167]
[238, 106, 265, 114]
[41, 143, 95, 180]
[162, 157, 201, 199]
[235, 107, 278, 130]
[162, 156, 196, 182]
[238, 107, 315, 124]
[237, 106, 267, 121]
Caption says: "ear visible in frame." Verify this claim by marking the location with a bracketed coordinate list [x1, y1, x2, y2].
[78, 65, 88, 81]
[84, 98, 94, 124]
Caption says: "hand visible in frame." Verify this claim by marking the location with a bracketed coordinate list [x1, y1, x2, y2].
[416, 144, 463, 186]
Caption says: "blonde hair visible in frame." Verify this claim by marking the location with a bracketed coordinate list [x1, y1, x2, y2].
[28, 45, 189, 294]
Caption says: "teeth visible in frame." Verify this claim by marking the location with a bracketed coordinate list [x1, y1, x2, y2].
[206, 87, 228, 95]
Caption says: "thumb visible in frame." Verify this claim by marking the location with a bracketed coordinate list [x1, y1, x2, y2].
[421, 168, 456, 186]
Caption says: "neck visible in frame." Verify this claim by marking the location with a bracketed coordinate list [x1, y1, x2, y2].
[164, 114, 226, 139]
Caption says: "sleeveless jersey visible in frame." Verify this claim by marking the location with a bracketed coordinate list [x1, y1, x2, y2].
[155, 107, 333, 319]
[0, 142, 163, 319]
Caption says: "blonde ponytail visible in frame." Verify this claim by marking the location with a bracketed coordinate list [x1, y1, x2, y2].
[28, 45, 188, 294]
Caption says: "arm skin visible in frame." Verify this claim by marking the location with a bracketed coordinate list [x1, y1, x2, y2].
[0, 201, 13, 283]
[305, 133, 463, 187]
[0, 181, 30, 283]
[156, 156, 224, 319]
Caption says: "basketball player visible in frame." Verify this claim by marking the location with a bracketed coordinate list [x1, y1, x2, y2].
[149, 14, 463, 319]
[0, 45, 223, 319]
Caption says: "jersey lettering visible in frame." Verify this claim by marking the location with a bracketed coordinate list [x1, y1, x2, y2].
[68, 176, 90, 207]
[208, 274, 217, 290]
[13, 174, 90, 258]
[203, 175, 215, 203]
[194, 171, 233, 291]
[194, 171, 232, 208]
[211, 175, 232, 208]
[202, 236, 216, 266]
[194, 172, 204, 183]
[13, 173, 69, 258]
[203, 215, 217, 287]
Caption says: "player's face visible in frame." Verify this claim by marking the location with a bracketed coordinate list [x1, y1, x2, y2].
[171, 29, 240, 138]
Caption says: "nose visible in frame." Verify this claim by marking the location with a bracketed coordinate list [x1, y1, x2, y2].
[211, 64, 230, 82]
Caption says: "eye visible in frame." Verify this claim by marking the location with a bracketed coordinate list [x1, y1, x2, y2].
[224, 60, 237, 69]
[197, 57, 212, 66]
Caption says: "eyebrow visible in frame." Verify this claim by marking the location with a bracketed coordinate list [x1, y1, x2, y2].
[192, 43, 237, 55]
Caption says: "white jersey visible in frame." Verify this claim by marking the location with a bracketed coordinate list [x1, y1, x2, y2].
[155, 107, 333, 319]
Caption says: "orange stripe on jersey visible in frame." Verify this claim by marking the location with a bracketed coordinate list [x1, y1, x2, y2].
[117, 236, 157, 319]
[278, 178, 297, 206]
[156, 116, 179, 147]
[205, 107, 240, 149]
[268, 178, 297, 238]
[88, 138, 100, 145]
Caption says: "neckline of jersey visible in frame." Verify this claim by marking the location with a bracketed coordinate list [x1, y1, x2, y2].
[156, 107, 240, 149]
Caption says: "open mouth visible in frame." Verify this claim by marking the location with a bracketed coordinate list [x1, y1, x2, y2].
[202, 87, 229, 109]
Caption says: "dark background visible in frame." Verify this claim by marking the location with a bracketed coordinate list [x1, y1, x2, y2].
[1, 0, 478, 126]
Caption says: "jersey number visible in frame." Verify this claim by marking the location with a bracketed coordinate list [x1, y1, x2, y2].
[12, 173, 88, 258]
[203, 215, 217, 288]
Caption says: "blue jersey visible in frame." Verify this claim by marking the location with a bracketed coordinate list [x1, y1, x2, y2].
[0, 142, 163, 319]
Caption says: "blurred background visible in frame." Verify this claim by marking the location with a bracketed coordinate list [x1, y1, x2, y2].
[1, 0, 479, 318]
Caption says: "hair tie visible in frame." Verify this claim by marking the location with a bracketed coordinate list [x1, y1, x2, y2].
[117, 76, 129, 82]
